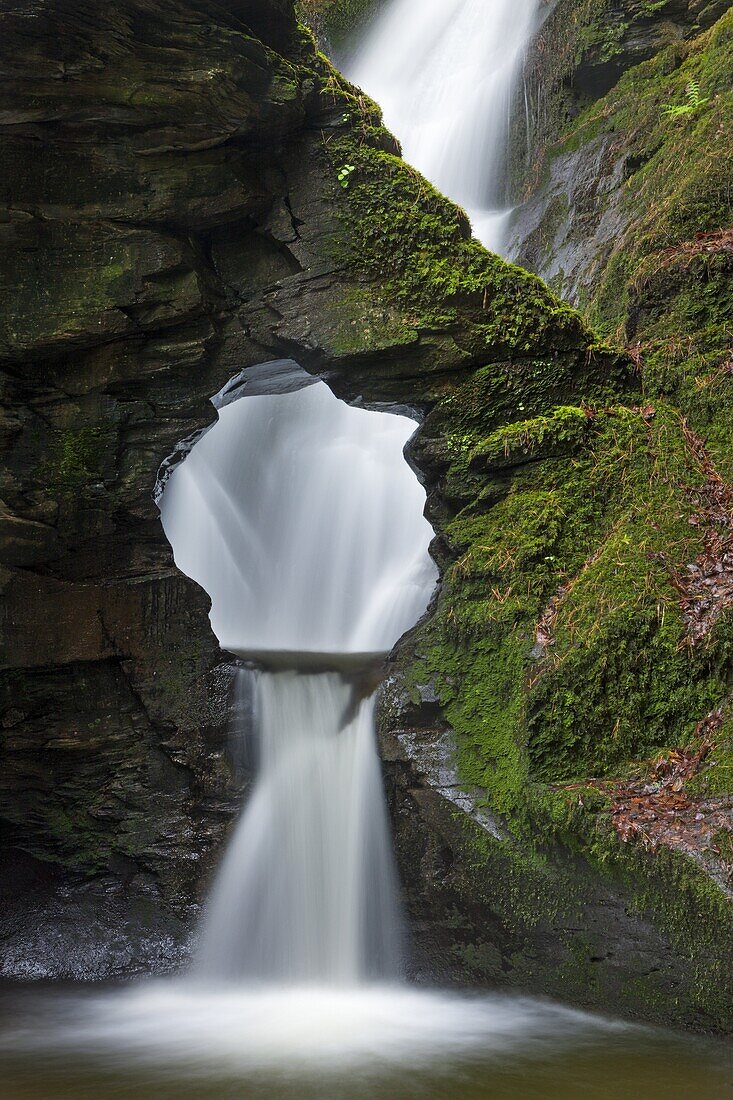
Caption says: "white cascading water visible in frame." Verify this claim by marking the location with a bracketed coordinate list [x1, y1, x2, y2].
[0, 360, 627, 1079]
[196, 674, 402, 982]
[159, 362, 435, 660]
[343, 0, 540, 254]
[159, 360, 437, 983]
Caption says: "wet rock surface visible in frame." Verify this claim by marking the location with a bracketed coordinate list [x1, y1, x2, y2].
[509, 0, 733, 308]
[377, 667, 709, 1012]
[0, 853, 195, 981]
[507, 135, 630, 306]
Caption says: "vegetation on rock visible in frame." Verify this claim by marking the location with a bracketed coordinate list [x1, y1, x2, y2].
[297, 0, 382, 47]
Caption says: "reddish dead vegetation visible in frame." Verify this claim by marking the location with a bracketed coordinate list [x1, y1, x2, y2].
[657, 227, 733, 268]
[534, 585, 569, 654]
[573, 711, 733, 884]
[671, 422, 733, 643]
[634, 229, 733, 295]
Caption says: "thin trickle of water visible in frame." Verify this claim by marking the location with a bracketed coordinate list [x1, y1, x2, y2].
[159, 360, 437, 983]
[343, 0, 541, 254]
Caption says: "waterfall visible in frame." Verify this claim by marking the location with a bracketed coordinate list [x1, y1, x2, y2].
[158, 360, 437, 984]
[342, 0, 541, 254]
[159, 361, 435, 659]
[197, 673, 401, 982]
[0, 361, 635, 1081]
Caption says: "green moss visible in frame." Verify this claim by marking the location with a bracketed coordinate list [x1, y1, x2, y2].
[327, 140, 591, 354]
[580, 16, 630, 64]
[25, 803, 114, 875]
[502, 776, 733, 1021]
[424, 399, 727, 775]
[498, 1, 733, 795]
[42, 426, 108, 494]
[396, 376, 733, 1019]
[297, 0, 383, 46]
[590, 823, 733, 1020]
[306, 57, 600, 360]
[307, 49, 633, 423]
[688, 719, 733, 797]
[470, 405, 594, 468]
[543, 9, 733, 477]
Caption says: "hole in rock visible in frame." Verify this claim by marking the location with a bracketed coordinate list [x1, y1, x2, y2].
[158, 358, 438, 669]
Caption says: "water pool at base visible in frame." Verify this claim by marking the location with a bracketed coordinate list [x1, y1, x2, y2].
[1, 983, 732, 1100]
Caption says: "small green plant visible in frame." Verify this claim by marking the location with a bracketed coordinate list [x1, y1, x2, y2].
[337, 163, 356, 189]
[662, 79, 709, 119]
[640, 0, 667, 14]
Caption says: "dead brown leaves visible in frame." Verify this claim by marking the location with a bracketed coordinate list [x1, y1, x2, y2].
[659, 227, 733, 268]
[633, 229, 733, 296]
[671, 423, 733, 644]
[589, 711, 733, 881]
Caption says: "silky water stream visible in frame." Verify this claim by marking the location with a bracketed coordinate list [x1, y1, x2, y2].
[2, 362, 732, 1098]
[343, 0, 541, 254]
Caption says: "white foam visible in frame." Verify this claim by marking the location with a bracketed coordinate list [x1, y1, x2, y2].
[2, 983, 627, 1078]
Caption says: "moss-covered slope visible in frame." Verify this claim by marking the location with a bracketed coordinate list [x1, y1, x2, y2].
[512, 5, 732, 474]
[457, 0, 733, 1026]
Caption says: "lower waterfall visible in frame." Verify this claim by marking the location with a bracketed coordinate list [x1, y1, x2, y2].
[196, 671, 402, 984]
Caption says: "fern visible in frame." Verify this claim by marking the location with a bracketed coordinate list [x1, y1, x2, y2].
[662, 79, 710, 119]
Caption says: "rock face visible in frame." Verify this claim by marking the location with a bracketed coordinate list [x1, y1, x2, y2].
[1, 0, 732, 1031]
[509, 0, 732, 320]
[525, 0, 728, 112]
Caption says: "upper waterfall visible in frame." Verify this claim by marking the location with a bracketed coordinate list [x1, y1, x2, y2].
[343, 0, 540, 254]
